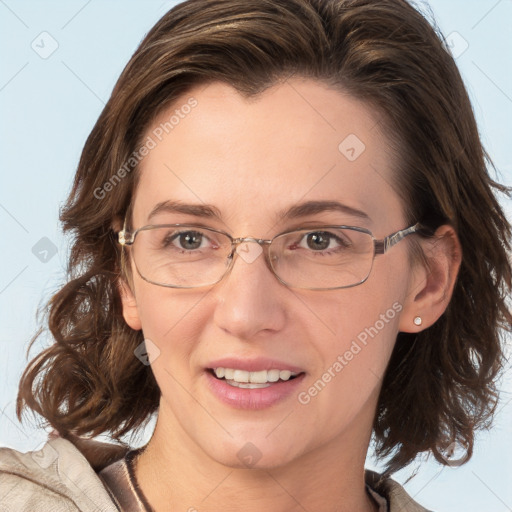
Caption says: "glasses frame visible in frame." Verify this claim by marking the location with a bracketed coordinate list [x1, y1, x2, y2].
[118, 221, 421, 290]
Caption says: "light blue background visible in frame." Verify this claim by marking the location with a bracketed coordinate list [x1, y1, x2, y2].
[1, 1, 511, 510]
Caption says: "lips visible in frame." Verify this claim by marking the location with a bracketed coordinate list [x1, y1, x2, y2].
[203, 357, 306, 409]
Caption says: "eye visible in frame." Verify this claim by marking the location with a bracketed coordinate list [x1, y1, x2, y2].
[299, 231, 351, 252]
[171, 230, 207, 251]
[160, 228, 219, 252]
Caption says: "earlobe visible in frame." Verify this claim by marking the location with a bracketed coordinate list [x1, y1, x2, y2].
[399, 225, 462, 333]
[118, 278, 142, 331]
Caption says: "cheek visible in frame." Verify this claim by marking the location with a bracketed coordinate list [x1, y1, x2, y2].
[133, 285, 209, 358]
[327, 307, 399, 385]
[294, 293, 402, 433]
[308, 273, 406, 384]
[314, 284, 402, 344]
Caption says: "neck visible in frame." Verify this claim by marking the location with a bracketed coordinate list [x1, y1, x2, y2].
[134, 406, 378, 512]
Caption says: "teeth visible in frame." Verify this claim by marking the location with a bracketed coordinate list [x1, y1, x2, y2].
[225, 381, 271, 389]
[213, 367, 299, 384]
[267, 369, 280, 382]
[246, 370, 267, 383]
[233, 369, 249, 383]
[279, 370, 292, 380]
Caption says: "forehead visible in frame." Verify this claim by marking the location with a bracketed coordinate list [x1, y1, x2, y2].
[133, 79, 404, 234]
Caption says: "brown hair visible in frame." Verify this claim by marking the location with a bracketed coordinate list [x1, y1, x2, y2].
[16, 0, 511, 475]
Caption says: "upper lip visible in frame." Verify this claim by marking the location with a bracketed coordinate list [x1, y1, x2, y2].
[206, 357, 305, 373]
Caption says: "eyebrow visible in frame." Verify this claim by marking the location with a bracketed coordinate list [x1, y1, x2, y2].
[147, 199, 371, 223]
[147, 200, 222, 221]
[277, 200, 371, 223]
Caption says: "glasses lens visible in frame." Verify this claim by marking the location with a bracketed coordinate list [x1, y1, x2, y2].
[132, 226, 232, 287]
[270, 227, 375, 289]
[130, 225, 375, 289]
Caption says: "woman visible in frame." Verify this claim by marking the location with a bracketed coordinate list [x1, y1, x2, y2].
[1, 0, 510, 510]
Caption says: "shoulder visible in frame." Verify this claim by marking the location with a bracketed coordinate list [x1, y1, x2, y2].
[365, 470, 434, 512]
[0, 437, 120, 512]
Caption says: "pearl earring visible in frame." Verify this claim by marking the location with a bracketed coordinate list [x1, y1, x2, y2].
[413, 316, 422, 326]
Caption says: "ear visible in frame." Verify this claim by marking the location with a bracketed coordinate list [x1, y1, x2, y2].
[399, 225, 462, 333]
[118, 278, 142, 331]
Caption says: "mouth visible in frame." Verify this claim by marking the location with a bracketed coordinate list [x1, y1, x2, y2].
[204, 357, 307, 409]
[207, 367, 305, 389]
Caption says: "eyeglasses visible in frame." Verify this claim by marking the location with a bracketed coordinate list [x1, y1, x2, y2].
[117, 222, 421, 290]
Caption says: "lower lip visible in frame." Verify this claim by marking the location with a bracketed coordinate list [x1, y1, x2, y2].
[205, 370, 306, 410]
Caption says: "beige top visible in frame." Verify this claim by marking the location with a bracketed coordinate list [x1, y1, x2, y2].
[0, 436, 431, 511]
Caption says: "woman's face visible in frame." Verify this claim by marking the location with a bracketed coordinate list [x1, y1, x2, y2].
[121, 79, 419, 469]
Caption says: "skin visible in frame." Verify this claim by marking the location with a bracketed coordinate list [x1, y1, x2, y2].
[119, 78, 461, 512]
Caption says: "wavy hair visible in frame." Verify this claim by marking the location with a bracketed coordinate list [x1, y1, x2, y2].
[17, 0, 511, 474]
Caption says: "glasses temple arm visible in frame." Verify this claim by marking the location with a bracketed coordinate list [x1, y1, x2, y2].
[374, 222, 421, 254]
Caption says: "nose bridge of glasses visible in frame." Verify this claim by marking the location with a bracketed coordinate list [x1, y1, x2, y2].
[232, 236, 272, 247]
[229, 237, 274, 269]
[232, 237, 273, 259]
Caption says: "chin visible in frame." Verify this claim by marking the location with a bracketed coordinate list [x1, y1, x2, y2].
[202, 435, 303, 471]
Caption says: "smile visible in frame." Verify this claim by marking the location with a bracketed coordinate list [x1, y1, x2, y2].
[211, 367, 301, 388]
[206, 367, 306, 409]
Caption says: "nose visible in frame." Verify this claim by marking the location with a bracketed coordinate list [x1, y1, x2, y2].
[212, 240, 288, 340]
